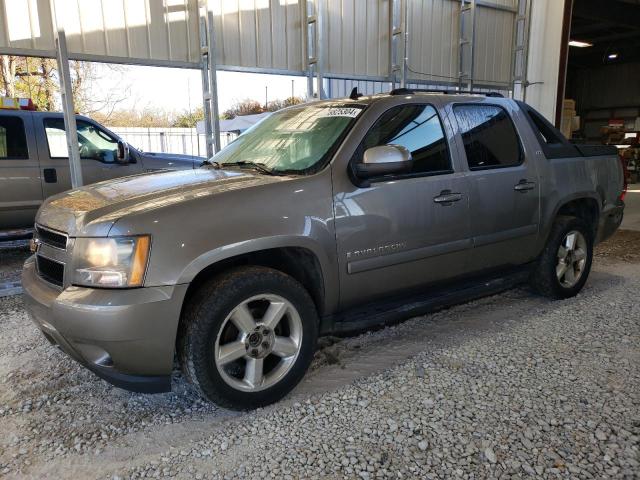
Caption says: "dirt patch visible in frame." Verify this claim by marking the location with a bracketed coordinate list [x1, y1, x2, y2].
[595, 229, 640, 263]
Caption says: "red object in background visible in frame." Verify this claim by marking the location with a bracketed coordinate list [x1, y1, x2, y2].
[17, 98, 36, 110]
[619, 154, 628, 202]
[609, 118, 625, 128]
[0, 97, 37, 111]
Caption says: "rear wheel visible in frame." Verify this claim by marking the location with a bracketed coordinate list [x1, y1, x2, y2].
[530, 216, 593, 299]
[179, 266, 318, 410]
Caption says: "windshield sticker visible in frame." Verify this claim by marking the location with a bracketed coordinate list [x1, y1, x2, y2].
[317, 107, 363, 118]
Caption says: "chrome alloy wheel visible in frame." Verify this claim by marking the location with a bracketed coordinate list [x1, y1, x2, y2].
[214, 294, 303, 392]
[556, 230, 588, 288]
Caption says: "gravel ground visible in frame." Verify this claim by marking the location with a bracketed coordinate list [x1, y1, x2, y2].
[0, 241, 29, 288]
[0, 234, 638, 479]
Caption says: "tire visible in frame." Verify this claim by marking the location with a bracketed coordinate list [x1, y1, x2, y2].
[178, 266, 318, 410]
[530, 215, 594, 299]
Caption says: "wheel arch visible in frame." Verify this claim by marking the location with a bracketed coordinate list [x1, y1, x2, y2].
[177, 235, 335, 318]
[545, 193, 601, 240]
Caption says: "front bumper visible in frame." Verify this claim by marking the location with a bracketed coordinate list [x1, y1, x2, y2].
[21, 257, 188, 393]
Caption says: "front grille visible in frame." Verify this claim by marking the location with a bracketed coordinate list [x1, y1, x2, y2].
[36, 225, 67, 249]
[36, 256, 64, 287]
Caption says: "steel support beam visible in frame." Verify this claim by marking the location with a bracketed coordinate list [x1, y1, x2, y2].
[389, 0, 406, 88]
[54, 28, 83, 189]
[401, 0, 408, 88]
[199, 3, 221, 158]
[207, 10, 221, 153]
[458, 0, 477, 91]
[303, 0, 323, 99]
[511, 0, 532, 101]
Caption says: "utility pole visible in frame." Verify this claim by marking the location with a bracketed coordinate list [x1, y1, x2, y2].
[291, 79, 294, 100]
[265, 86, 268, 109]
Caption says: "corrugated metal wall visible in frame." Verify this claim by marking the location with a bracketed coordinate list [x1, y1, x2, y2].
[406, 0, 515, 88]
[0, 0, 519, 88]
[473, 3, 515, 86]
[0, 0, 201, 66]
[321, 0, 391, 78]
[570, 63, 640, 111]
[406, 0, 459, 84]
[211, 0, 304, 73]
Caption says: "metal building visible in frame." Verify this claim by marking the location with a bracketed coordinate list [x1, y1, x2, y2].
[0, 0, 567, 185]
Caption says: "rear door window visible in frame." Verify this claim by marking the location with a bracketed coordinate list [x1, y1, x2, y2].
[453, 105, 522, 170]
[0, 116, 28, 159]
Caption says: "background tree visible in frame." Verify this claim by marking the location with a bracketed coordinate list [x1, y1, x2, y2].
[172, 107, 204, 128]
[0, 55, 128, 115]
[92, 107, 175, 128]
[265, 96, 304, 112]
[221, 96, 304, 119]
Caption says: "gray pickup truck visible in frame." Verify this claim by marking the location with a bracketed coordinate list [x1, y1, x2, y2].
[0, 109, 201, 237]
[22, 90, 625, 409]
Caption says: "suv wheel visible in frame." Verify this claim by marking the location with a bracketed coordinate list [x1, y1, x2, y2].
[530, 216, 593, 299]
[179, 266, 318, 409]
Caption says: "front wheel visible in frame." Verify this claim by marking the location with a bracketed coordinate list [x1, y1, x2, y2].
[179, 266, 318, 410]
[530, 216, 593, 299]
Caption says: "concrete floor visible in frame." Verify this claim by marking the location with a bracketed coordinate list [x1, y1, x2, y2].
[622, 187, 640, 231]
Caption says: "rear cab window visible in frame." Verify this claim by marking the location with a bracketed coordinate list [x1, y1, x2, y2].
[0, 116, 28, 159]
[453, 104, 523, 170]
[352, 103, 453, 180]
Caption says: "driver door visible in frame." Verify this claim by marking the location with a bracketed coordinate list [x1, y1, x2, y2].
[40, 117, 140, 197]
[333, 103, 472, 310]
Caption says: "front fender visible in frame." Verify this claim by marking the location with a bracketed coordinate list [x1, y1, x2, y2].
[176, 235, 339, 314]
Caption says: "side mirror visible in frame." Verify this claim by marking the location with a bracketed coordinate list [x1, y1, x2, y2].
[116, 140, 130, 164]
[355, 144, 413, 179]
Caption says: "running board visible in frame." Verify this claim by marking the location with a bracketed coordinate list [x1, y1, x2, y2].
[0, 228, 34, 242]
[320, 268, 531, 336]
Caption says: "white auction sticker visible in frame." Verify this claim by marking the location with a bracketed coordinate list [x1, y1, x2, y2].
[317, 107, 362, 118]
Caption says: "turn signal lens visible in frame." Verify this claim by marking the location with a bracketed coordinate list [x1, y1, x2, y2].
[129, 235, 151, 287]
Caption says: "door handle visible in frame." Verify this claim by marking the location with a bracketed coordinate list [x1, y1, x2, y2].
[43, 168, 57, 184]
[514, 179, 535, 192]
[433, 190, 463, 205]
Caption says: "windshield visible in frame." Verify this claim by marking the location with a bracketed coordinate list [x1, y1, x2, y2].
[211, 103, 365, 174]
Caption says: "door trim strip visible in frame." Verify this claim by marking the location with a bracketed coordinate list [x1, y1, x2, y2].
[348, 238, 472, 274]
[473, 224, 538, 248]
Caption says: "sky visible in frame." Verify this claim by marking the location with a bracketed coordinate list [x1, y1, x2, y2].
[94, 63, 311, 116]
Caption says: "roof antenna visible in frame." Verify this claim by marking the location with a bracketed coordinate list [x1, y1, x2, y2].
[349, 87, 362, 100]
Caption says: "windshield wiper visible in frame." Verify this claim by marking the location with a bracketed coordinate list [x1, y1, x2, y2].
[200, 159, 221, 169]
[221, 161, 275, 175]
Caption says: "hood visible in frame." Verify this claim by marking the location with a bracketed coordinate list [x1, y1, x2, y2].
[36, 168, 287, 236]
[137, 151, 204, 170]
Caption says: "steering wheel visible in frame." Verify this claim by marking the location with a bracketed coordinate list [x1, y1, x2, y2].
[78, 143, 90, 158]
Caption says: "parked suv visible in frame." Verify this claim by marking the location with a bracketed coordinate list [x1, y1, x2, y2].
[0, 108, 202, 236]
[23, 90, 625, 409]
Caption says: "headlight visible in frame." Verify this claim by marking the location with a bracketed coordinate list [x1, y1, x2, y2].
[72, 236, 151, 288]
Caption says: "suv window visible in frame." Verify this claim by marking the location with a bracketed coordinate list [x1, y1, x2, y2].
[454, 104, 522, 170]
[45, 118, 118, 163]
[0, 116, 28, 159]
[354, 104, 452, 177]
